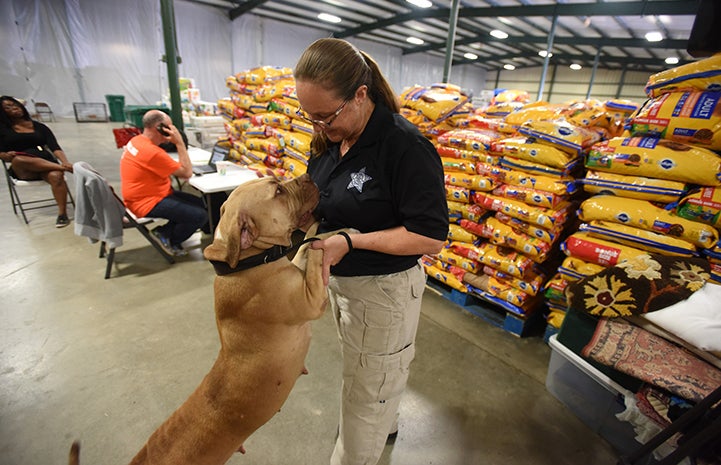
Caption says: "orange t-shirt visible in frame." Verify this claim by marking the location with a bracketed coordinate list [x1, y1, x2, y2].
[120, 135, 181, 217]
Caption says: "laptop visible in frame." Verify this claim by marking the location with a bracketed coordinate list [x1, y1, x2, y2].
[192, 144, 230, 175]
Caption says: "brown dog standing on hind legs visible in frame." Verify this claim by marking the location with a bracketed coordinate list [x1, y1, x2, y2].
[70, 173, 344, 464]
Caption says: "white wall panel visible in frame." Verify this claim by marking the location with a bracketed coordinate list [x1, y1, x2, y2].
[0, 0, 655, 118]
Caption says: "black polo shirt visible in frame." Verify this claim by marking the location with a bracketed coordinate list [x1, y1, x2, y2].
[307, 104, 449, 277]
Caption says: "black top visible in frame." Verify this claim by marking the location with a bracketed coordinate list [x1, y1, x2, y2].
[308, 104, 449, 277]
[0, 121, 61, 163]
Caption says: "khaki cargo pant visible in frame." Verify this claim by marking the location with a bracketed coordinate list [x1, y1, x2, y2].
[329, 261, 426, 465]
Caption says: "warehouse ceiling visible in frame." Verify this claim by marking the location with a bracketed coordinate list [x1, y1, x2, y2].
[191, 0, 701, 73]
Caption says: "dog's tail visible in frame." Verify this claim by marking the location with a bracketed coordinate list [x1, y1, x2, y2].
[69, 441, 80, 465]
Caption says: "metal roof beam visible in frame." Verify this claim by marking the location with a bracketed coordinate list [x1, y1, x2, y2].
[453, 51, 692, 68]
[405, 35, 689, 55]
[335, 1, 698, 38]
[229, 0, 270, 20]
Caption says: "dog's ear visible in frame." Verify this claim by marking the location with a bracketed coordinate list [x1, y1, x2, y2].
[203, 210, 258, 267]
[237, 212, 257, 250]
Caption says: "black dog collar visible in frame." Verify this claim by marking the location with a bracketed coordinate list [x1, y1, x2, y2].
[209, 237, 320, 276]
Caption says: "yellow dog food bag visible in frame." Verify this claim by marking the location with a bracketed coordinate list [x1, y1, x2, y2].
[267, 98, 300, 120]
[579, 220, 698, 257]
[481, 265, 546, 296]
[500, 155, 580, 178]
[491, 89, 531, 104]
[544, 274, 572, 305]
[578, 195, 719, 248]
[557, 256, 606, 281]
[438, 249, 479, 273]
[468, 115, 516, 134]
[474, 193, 572, 229]
[476, 162, 576, 196]
[645, 53, 721, 98]
[503, 104, 562, 128]
[491, 137, 579, 170]
[494, 211, 563, 245]
[582, 170, 687, 203]
[447, 200, 486, 223]
[400, 84, 469, 123]
[437, 128, 499, 152]
[243, 66, 293, 84]
[518, 119, 602, 156]
[586, 136, 721, 186]
[629, 91, 721, 150]
[446, 240, 485, 262]
[424, 266, 467, 293]
[446, 185, 471, 204]
[283, 158, 307, 177]
[436, 144, 499, 165]
[448, 223, 478, 244]
[445, 172, 494, 191]
[466, 217, 552, 263]
[676, 187, 721, 227]
[484, 101, 525, 118]
[492, 184, 567, 209]
[474, 243, 535, 279]
[441, 157, 477, 174]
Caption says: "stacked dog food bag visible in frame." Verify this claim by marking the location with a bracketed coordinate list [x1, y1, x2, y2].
[554, 53, 721, 328]
[410, 87, 598, 322]
[219, 66, 312, 179]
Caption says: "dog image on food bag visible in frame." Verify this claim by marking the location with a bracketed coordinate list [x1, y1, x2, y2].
[69, 174, 345, 465]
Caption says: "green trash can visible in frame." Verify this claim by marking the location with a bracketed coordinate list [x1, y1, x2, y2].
[105, 95, 125, 122]
[123, 105, 170, 128]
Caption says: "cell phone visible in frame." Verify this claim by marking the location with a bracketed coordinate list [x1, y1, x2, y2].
[157, 123, 171, 136]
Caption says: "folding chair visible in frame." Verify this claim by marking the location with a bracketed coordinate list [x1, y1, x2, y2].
[73, 162, 175, 279]
[34, 102, 55, 122]
[98, 204, 176, 279]
[2, 159, 74, 224]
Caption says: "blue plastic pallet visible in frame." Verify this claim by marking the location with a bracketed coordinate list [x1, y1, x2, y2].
[543, 324, 559, 344]
[425, 278, 543, 338]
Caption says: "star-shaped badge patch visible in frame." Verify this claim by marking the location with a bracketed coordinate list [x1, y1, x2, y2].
[347, 167, 372, 193]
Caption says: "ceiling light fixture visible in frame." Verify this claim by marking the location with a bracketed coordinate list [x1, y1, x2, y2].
[406, 36, 424, 45]
[503, 64, 515, 71]
[538, 50, 553, 58]
[464, 52, 478, 60]
[406, 0, 432, 8]
[665, 57, 679, 65]
[490, 29, 509, 39]
[570, 63, 582, 70]
[317, 13, 341, 23]
[645, 31, 663, 42]
[498, 17, 513, 25]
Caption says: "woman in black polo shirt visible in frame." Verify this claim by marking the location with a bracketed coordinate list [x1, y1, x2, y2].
[295, 38, 449, 465]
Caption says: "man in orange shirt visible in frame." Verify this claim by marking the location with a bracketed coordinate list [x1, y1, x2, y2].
[120, 110, 207, 256]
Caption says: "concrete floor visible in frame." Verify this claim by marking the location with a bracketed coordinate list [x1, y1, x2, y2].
[0, 120, 621, 465]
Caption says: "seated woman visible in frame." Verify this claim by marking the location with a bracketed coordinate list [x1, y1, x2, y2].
[0, 96, 74, 227]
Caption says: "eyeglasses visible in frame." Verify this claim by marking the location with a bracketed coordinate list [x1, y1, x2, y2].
[296, 99, 349, 130]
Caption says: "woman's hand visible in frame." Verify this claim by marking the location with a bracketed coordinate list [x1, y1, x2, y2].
[310, 233, 352, 285]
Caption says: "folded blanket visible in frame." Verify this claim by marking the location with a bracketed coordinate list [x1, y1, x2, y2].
[582, 318, 721, 402]
[566, 252, 711, 317]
